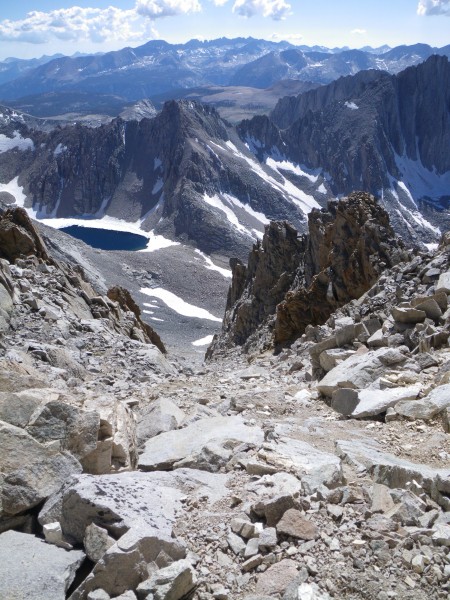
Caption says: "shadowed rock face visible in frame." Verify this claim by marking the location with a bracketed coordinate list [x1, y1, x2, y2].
[269, 55, 450, 182]
[208, 192, 409, 356]
[240, 56, 450, 239]
[107, 286, 166, 354]
[0, 207, 50, 263]
[1, 100, 307, 258]
[274, 193, 407, 346]
[211, 221, 305, 352]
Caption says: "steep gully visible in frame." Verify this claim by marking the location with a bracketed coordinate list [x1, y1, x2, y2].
[0, 199, 449, 599]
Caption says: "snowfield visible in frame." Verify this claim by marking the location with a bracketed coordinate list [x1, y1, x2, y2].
[192, 334, 214, 347]
[0, 131, 34, 153]
[140, 287, 222, 322]
[195, 250, 232, 278]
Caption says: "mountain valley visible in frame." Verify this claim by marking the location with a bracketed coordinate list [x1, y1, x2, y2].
[0, 196, 449, 599]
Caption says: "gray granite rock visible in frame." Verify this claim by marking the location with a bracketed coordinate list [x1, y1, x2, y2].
[336, 439, 450, 509]
[84, 522, 115, 562]
[331, 384, 422, 418]
[318, 348, 407, 397]
[258, 437, 343, 493]
[435, 271, 450, 294]
[394, 383, 450, 420]
[0, 530, 84, 600]
[41, 469, 227, 598]
[0, 420, 82, 516]
[137, 398, 185, 446]
[139, 416, 263, 472]
[136, 559, 196, 600]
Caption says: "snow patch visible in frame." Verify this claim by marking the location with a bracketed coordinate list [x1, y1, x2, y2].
[192, 335, 214, 347]
[0, 131, 34, 153]
[394, 153, 450, 202]
[0, 177, 29, 210]
[409, 210, 441, 235]
[140, 287, 222, 322]
[203, 193, 253, 237]
[317, 183, 327, 194]
[53, 143, 67, 156]
[225, 140, 239, 153]
[266, 157, 319, 183]
[224, 193, 269, 225]
[139, 232, 180, 253]
[214, 140, 320, 213]
[152, 178, 163, 195]
[195, 249, 232, 278]
[344, 101, 359, 110]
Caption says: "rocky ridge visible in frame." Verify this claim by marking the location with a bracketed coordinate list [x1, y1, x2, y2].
[240, 55, 450, 241]
[0, 99, 313, 258]
[1, 56, 449, 259]
[0, 190, 449, 599]
[208, 192, 410, 355]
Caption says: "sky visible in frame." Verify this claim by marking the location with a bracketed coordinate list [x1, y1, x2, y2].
[0, 0, 448, 61]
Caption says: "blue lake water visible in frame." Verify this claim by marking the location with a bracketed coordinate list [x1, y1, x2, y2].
[60, 225, 148, 251]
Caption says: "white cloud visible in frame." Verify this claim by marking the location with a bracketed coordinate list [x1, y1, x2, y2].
[351, 28, 367, 35]
[136, 0, 201, 18]
[0, 6, 154, 44]
[0, 1, 200, 45]
[417, 0, 450, 15]
[232, 0, 292, 20]
[0, 0, 293, 46]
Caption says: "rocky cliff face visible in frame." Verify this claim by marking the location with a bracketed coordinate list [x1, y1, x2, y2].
[240, 55, 450, 241]
[217, 221, 306, 349]
[1, 57, 448, 256]
[208, 192, 410, 356]
[274, 193, 409, 346]
[1, 100, 319, 257]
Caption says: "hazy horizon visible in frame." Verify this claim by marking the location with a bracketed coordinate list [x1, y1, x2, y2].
[0, 0, 448, 61]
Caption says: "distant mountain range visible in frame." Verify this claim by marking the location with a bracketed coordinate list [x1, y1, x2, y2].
[0, 38, 449, 120]
[0, 55, 448, 257]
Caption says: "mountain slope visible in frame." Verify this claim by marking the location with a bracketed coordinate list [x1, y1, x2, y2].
[0, 38, 292, 102]
[0, 57, 448, 256]
[0, 39, 448, 108]
[239, 55, 450, 242]
[0, 100, 326, 258]
[231, 43, 450, 88]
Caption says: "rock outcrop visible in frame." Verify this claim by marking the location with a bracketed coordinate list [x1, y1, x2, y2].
[208, 192, 409, 355]
[107, 286, 166, 353]
[0, 206, 50, 262]
[0, 206, 172, 533]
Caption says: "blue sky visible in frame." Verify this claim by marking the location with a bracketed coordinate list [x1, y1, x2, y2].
[0, 0, 448, 60]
